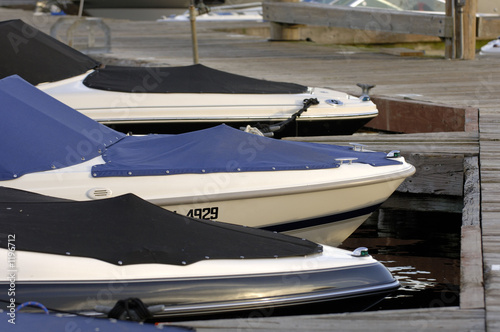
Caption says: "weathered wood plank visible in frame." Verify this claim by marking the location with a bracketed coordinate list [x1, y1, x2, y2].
[463, 156, 481, 226]
[461, 226, 484, 309]
[461, 156, 484, 309]
[480, 101, 500, 329]
[378, 47, 425, 57]
[397, 153, 463, 195]
[477, 15, 500, 38]
[485, 267, 500, 330]
[262, 2, 453, 37]
[171, 307, 485, 331]
[286, 132, 479, 155]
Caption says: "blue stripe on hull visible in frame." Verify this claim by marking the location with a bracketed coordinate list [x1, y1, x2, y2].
[261, 203, 382, 232]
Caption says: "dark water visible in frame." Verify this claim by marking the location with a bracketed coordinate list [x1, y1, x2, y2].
[340, 193, 462, 310]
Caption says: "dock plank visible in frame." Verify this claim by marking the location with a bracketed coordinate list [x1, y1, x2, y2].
[285, 132, 479, 155]
[172, 308, 485, 331]
[479, 104, 500, 330]
[461, 226, 485, 309]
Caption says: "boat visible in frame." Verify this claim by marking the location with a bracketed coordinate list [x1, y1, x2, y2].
[311, 0, 446, 12]
[0, 19, 378, 138]
[0, 186, 400, 320]
[158, 2, 264, 22]
[0, 75, 414, 245]
[73, 0, 265, 9]
[1, 311, 191, 332]
[480, 36, 500, 55]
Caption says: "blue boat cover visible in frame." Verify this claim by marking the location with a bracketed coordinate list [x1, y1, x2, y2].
[0, 313, 190, 332]
[0, 75, 400, 181]
[93, 126, 401, 178]
[0, 75, 124, 181]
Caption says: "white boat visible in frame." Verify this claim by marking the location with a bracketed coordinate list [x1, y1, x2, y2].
[0, 19, 378, 138]
[158, 3, 264, 22]
[0, 75, 415, 246]
[480, 36, 500, 55]
[0, 186, 400, 319]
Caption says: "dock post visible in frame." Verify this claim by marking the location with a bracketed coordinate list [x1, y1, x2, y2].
[455, 0, 477, 59]
[462, 0, 477, 60]
[268, 0, 302, 41]
[189, 4, 200, 64]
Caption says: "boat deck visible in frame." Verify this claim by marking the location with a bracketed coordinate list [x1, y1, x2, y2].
[1, 7, 499, 330]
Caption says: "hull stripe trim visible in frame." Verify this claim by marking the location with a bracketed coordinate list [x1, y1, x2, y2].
[261, 203, 382, 232]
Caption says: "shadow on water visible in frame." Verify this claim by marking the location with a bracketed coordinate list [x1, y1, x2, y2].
[340, 192, 462, 310]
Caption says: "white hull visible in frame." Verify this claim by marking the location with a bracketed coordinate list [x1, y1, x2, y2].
[0, 245, 399, 317]
[0, 245, 368, 282]
[2, 156, 414, 245]
[38, 73, 378, 132]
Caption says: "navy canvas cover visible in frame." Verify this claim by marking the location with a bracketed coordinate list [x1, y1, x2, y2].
[93, 125, 401, 178]
[0, 19, 100, 85]
[83, 64, 308, 94]
[0, 75, 124, 181]
[0, 312, 189, 332]
[0, 187, 322, 265]
[0, 75, 400, 181]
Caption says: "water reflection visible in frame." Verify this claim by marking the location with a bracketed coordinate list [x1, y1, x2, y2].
[340, 193, 462, 310]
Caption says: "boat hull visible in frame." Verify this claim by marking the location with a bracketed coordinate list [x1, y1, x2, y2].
[38, 75, 378, 137]
[0, 248, 399, 319]
[3, 160, 415, 246]
[153, 177, 400, 246]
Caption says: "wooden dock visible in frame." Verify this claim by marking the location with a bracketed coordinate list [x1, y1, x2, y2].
[2, 7, 500, 330]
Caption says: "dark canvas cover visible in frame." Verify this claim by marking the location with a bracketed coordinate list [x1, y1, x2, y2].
[0, 187, 322, 266]
[0, 19, 100, 85]
[0, 19, 306, 94]
[83, 64, 308, 94]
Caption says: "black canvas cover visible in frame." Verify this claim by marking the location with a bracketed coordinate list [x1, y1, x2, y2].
[0, 19, 307, 93]
[0, 187, 322, 266]
[83, 64, 308, 94]
[0, 187, 70, 203]
[0, 19, 100, 85]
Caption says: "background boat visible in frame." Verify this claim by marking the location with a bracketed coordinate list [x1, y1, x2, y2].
[0, 187, 399, 319]
[0, 75, 414, 245]
[0, 19, 379, 138]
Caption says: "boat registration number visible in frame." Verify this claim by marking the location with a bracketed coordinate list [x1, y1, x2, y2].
[186, 207, 219, 220]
